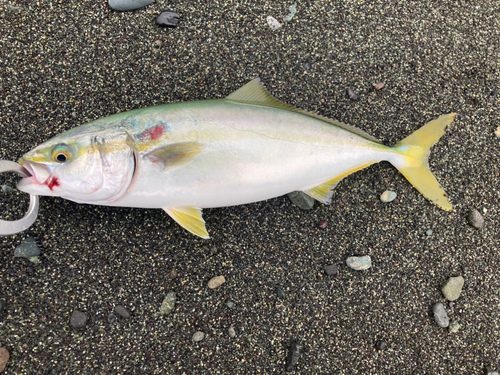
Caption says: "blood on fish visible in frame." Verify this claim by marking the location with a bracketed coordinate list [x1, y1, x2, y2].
[47, 177, 60, 191]
[139, 123, 166, 141]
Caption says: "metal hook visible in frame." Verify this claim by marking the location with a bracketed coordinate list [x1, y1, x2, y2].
[0, 160, 39, 236]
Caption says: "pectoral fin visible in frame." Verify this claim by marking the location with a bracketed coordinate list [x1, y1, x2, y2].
[164, 207, 210, 239]
[145, 142, 204, 171]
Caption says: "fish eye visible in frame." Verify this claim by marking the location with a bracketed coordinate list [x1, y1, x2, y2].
[51, 144, 72, 163]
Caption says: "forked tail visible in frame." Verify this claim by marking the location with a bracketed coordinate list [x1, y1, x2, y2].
[390, 113, 456, 211]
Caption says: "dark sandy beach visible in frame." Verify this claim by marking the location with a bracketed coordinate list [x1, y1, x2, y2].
[0, 0, 499, 373]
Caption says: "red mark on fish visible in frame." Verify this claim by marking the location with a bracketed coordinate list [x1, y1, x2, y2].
[47, 176, 60, 191]
[138, 123, 167, 141]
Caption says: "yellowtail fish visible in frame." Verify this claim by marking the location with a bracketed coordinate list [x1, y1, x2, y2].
[16, 79, 455, 238]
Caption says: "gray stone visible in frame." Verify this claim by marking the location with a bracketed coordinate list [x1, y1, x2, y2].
[108, 313, 117, 324]
[285, 341, 303, 371]
[1, 185, 14, 193]
[159, 291, 176, 315]
[380, 190, 397, 203]
[14, 237, 41, 259]
[287, 191, 314, 210]
[426, 229, 433, 236]
[108, 0, 154, 11]
[115, 305, 130, 318]
[324, 264, 338, 276]
[227, 301, 235, 308]
[70, 310, 88, 328]
[192, 331, 205, 342]
[441, 276, 465, 301]
[346, 255, 372, 270]
[156, 10, 180, 27]
[467, 209, 484, 229]
[485, 367, 499, 375]
[228, 326, 236, 338]
[433, 302, 449, 327]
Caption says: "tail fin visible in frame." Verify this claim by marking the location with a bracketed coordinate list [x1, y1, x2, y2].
[391, 113, 456, 211]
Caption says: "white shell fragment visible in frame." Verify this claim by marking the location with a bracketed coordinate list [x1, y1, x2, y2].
[266, 16, 282, 31]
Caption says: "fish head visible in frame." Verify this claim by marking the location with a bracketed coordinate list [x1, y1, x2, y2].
[17, 130, 135, 204]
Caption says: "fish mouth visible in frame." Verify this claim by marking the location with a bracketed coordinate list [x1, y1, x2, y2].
[16, 158, 56, 195]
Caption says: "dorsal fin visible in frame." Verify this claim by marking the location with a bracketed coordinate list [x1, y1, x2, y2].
[226, 78, 379, 142]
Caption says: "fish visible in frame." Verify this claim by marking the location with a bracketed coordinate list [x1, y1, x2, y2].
[16, 79, 456, 239]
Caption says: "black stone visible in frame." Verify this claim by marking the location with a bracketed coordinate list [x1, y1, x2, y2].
[376, 341, 387, 350]
[156, 10, 180, 27]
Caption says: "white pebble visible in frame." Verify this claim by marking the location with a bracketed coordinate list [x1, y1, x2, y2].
[380, 190, 397, 203]
[266, 16, 282, 31]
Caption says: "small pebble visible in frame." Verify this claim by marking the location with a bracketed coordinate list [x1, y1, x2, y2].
[324, 264, 338, 276]
[285, 341, 303, 371]
[375, 341, 387, 350]
[433, 302, 449, 327]
[227, 301, 235, 308]
[208, 275, 226, 289]
[380, 190, 397, 203]
[0, 300, 4, 314]
[467, 209, 484, 229]
[287, 191, 314, 210]
[108, 313, 117, 324]
[169, 268, 178, 279]
[485, 367, 499, 375]
[70, 310, 88, 328]
[0, 347, 9, 373]
[283, 3, 297, 22]
[14, 237, 41, 259]
[159, 291, 176, 315]
[1, 185, 14, 193]
[373, 82, 386, 91]
[495, 126, 500, 138]
[317, 220, 328, 229]
[108, 0, 154, 11]
[228, 326, 236, 338]
[346, 255, 372, 270]
[426, 229, 433, 236]
[192, 331, 205, 342]
[266, 16, 282, 31]
[441, 276, 465, 301]
[156, 10, 180, 27]
[347, 88, 359, 100]
[277, 286, 286, 298]
[449, 320, 460, 333]
[115, 305, 130, 318]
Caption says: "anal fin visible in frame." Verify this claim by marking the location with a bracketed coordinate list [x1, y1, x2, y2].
[303, 177, 341, 204]
[164, 207, 210, 239]
[304, 162, 376, 204]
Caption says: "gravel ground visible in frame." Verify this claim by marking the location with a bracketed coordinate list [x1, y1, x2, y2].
[1, 0, 499, 374]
